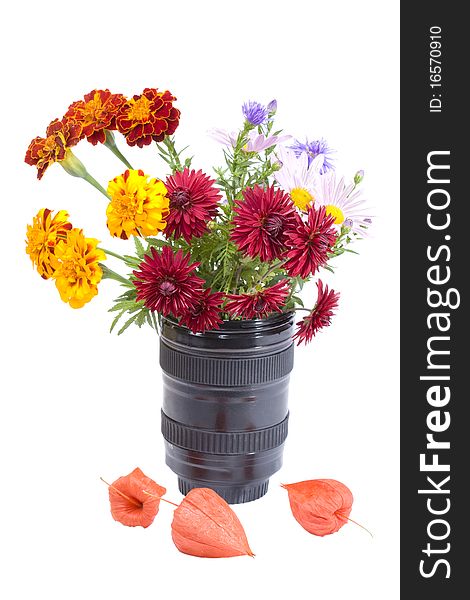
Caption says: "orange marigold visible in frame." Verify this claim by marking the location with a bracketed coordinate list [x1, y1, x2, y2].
[65, 89, 127, 145]
[25, 118, 82, 179]
[25, 208, 73, 279]
[116, 87, 180, 147]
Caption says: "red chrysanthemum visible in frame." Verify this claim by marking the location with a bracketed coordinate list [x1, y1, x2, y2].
[164, 168, 222, 242]
[284, 205, 337, 278]
[231, 185, 298, 261]
[293, 280, 340, 345]
[65, 89, 126, 145]
[25, 118, 82, 179]
[225, 280, 290, 320]
[116, 87, 180, 147]
[178, 288, 225, 333]
[133, 245, 204, 317]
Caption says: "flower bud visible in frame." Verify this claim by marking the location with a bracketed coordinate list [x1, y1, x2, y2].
[60, 149, 89, 179]
[103, 129, 118, 150]
[354, 170, 364, 185]
[267, 99, 277, 114]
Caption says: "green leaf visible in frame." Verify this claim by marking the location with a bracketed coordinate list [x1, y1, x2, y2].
[110, 310, 126, 333]
[133, 236, 145, 258]
[291, 295, 304, 307]
[117, 313, 140, 335]
[145, 237, 169, 248]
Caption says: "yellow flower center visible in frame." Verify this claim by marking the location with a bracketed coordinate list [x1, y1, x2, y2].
[325, 204, 345, 224]
[27, 228, 47, 251]
[82, 93, 105, 122]
[60, 256, 86, 280]
[43, 134, 57, 152]
[41, 132, 67, 163]
[126, 96, 151, 121]
[291, 188, 314, 211]
[113, 192, 143, 219]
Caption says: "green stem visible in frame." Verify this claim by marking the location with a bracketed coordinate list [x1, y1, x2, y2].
[83, 173, 110, 199]
[293, 307, 312, 313]
[347, 182, 357, 198]
[104, 131, 134, 169]
[100, 248, 129, 262]
[232, 263, 244, 293]
[60, 150, 109, 199]
[162, 137, 183, 172]
[257, 259, 287, 286]
[99, 264, 132, 286]
[107, 143, 134, 170]
[228, 123, 252, 205]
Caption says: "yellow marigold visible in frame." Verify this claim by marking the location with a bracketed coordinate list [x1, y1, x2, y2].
[53, 228, 106, 309]
[106, 169, 169, 240]
[25, 208, 73, 279]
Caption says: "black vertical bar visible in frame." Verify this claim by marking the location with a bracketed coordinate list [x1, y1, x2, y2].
[401, 2, 466, 596]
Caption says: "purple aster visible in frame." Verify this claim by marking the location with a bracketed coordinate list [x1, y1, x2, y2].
[242, 100, 269, 126]
[290, 138, 335, 173]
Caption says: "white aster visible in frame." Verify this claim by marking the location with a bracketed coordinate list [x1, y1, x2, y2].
[243, 130, 291, 153]
[274, 146, 324, 211]
[313, 170, 372, 237]
[207, 128, 238, 147]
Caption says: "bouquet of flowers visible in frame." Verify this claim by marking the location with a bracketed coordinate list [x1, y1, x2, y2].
[25, 88, 371, 344]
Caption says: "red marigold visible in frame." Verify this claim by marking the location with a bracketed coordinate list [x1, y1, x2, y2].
[231, 185, 298, 261]
[164, 168, 221, 242]
[25, 118, 82, 179]
[133, 245, 204, 317]
[179, 288, 225, 332]
[284, 205, 337, 278]
[293, 280, 340, 345]
[225, 280, 290, 320]
[116, 87, 180, 147]
[65, 89, 126, 145]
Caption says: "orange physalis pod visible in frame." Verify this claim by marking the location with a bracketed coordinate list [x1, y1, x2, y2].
[171, 488, 254, 558]
[103, 467, 166, 528]
[282, 479, 354, 536]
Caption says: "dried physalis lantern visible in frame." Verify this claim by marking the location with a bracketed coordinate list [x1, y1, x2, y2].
[102, 467, 166, 528]
[171, 488, 254, 558]
[282, 479, 354, 536]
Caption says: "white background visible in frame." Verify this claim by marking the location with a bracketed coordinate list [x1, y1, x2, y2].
[1, 1, 399, 598]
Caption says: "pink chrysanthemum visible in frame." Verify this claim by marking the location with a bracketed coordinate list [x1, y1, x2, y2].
[179, 288, 225, 333]
[133, 246, 204, 317]
[284, 205, 337, 278]
[293, 280, 340, 345]
[231, 185, 298, 262]
[225, 280, 290, 320]
[164, 168, 222, 243]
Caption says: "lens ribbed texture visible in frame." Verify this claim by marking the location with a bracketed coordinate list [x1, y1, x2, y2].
[160, 342, 294, 386]
[178, 477, 270, 504]
[162, 411, 289, 454]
